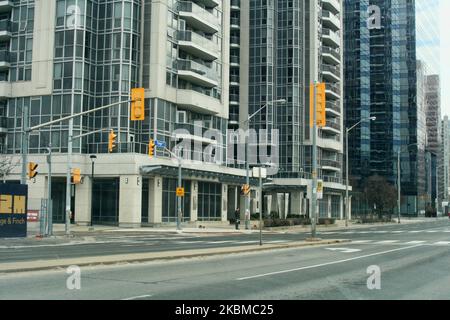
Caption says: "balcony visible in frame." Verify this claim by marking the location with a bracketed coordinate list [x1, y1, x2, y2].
[0, 51, 10, 71]
[230, 55, 240, 66]
[178, 1, 220, 34]
[230, 17, 240, 29]
[229, 74, 239, 85]
[229, 93, 239, 105]
[177, 59, 218, 88]
[196, 0, 220, 9]
[322, 63, 341, 82]
[322, 0, 340, 14]
[325, 82, 341, 99]
[321, 159, 341, 171]
[322, 120, 341, 134]
[0, 20, 11, 41]
[0, 116, 6, 134]
[0, 1, 13, 14]
[177, 89, 222, 115]
[325, 100, 341, 117]
[231, 0, 240, 9]
[230, 36, 240, 47]
[322, 28, 340, 48]
[322, 10, 340, 31]
[177, 31, 219, 61]
[322, 46, 340, 65]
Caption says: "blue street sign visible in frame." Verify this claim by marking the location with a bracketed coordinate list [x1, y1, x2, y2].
[155, 140, 166, 148]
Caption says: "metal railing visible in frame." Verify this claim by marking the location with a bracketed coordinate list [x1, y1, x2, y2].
[176, 59, 217, 81]
[178, 1, 219, 28]
[322, 63, 340, 78]
[177, 31, 219, 54]
[322, 46, 340, 61]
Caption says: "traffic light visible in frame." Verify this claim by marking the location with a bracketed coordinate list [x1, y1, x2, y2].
[28, 162, 38, 179]
[108, 129, 117, 153]
[72, 168, 81, 185]
[241, 184, 250, 196]
[131, 88, 145, 121]
[310, 82, 326, 128]
[149, 139, 155, 158]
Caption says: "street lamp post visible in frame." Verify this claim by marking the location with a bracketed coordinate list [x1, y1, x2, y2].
[243, 99, 286, 229]
[90, 155, 97, 227]
[345, 116, 376, 227]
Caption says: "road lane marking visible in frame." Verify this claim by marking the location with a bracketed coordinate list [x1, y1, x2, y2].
[408, 230, 423, 233]
[375, 240, 400, 244]
[266, 240, 289, 244]
[326, 248, 362, 253]
[236, 244, 424, 281]
[426, 230, 439, 233]
[122, 294, 153, 300]
[351, 240, 374, 244]
[404, 241, 427, 244]
[391, 231, 405, 233]
[433, 241, 450, 245]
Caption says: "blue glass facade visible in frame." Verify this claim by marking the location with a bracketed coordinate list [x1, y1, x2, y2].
[344, 0, 427, 204]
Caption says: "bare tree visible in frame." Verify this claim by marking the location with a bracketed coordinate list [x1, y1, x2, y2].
[0, 156, 19, 183]
[364, 175, 398, 219]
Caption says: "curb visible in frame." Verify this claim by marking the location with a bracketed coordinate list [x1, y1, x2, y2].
[0, 239, 349, 274]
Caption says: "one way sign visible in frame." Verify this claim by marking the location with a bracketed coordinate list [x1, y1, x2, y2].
[325, 247, 362, 253]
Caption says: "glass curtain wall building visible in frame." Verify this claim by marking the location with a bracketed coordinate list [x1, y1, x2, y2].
[344, 0, 427, 215]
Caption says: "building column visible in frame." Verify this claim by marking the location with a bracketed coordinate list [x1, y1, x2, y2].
[327, 195, 332, 218]
[28, 175, 46, 213]
[340, 195, 344, 220]
[75, 177, 91, 226]
[191, 180, 198, 222]
[118, 175, 142, 228]
[291, 191, 302, 216]
[348, 195, 352, 220]
[221, 184, 228, 222]
[148, 176, 163, 225]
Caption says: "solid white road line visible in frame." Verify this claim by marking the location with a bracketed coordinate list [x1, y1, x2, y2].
[404, 241, 427, 244]
[375, 240, 400, 244]
[122, 294, 153, 300]
[433, 241, 450, 245]
[351, 240, 374, 244]
[236, 244, 424, 281]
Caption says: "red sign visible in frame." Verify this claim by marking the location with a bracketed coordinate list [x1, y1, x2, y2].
[27, 210, 39, 222]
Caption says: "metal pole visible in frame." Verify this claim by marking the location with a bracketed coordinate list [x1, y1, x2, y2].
[46, 144, 53, 236]
[398, 150, 401, 224]
[65, 118, 73, 236]
[91, 160, 94, 227]
[245, 136, 250, 229]
[345, 128, 349, 227]
[177, 160, 182, 230]
[311, 83, 317, 239]
[21, 105, 29, 185]
[259, 169, 263, 246]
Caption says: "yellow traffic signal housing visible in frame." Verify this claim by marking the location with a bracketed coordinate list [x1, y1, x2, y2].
[149, 139, 155, 158]
[28, 162, 38, 179]
[309, 83, 326, 128]
[108, 129, 117, 153]
[72, 168, 81, 185]
[241, 184, 250, 196]
[131, 88, 145, 121]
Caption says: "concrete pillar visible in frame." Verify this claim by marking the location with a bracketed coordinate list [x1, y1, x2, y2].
[119, 175, 142, 228]
[291, 191, 302, 216]
[191, 180, 198, 222]
[349, 195, 352, 220]
[327, 195, 332, 218]
[148, 176, 163, 225]
[75, 177, 92, 226]
[340, 195, 344, 220]
[221, 184, 228, 222]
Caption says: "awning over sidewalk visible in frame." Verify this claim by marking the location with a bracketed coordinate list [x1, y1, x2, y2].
[140, 165, 262, 186]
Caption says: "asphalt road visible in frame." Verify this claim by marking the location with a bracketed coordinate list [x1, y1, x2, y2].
[0, 218, 450, 300]
[0, 219, 449, 264]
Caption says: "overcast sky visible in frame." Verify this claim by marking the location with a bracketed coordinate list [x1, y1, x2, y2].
[440, 0, 450, 117]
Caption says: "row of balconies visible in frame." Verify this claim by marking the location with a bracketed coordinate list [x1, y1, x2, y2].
[322, 9, 340, 31]
[177, 31, 219, 61]
[322, 28, 340, 48]
[178, 1, 220, 34]
[176, 58, 218, 88]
